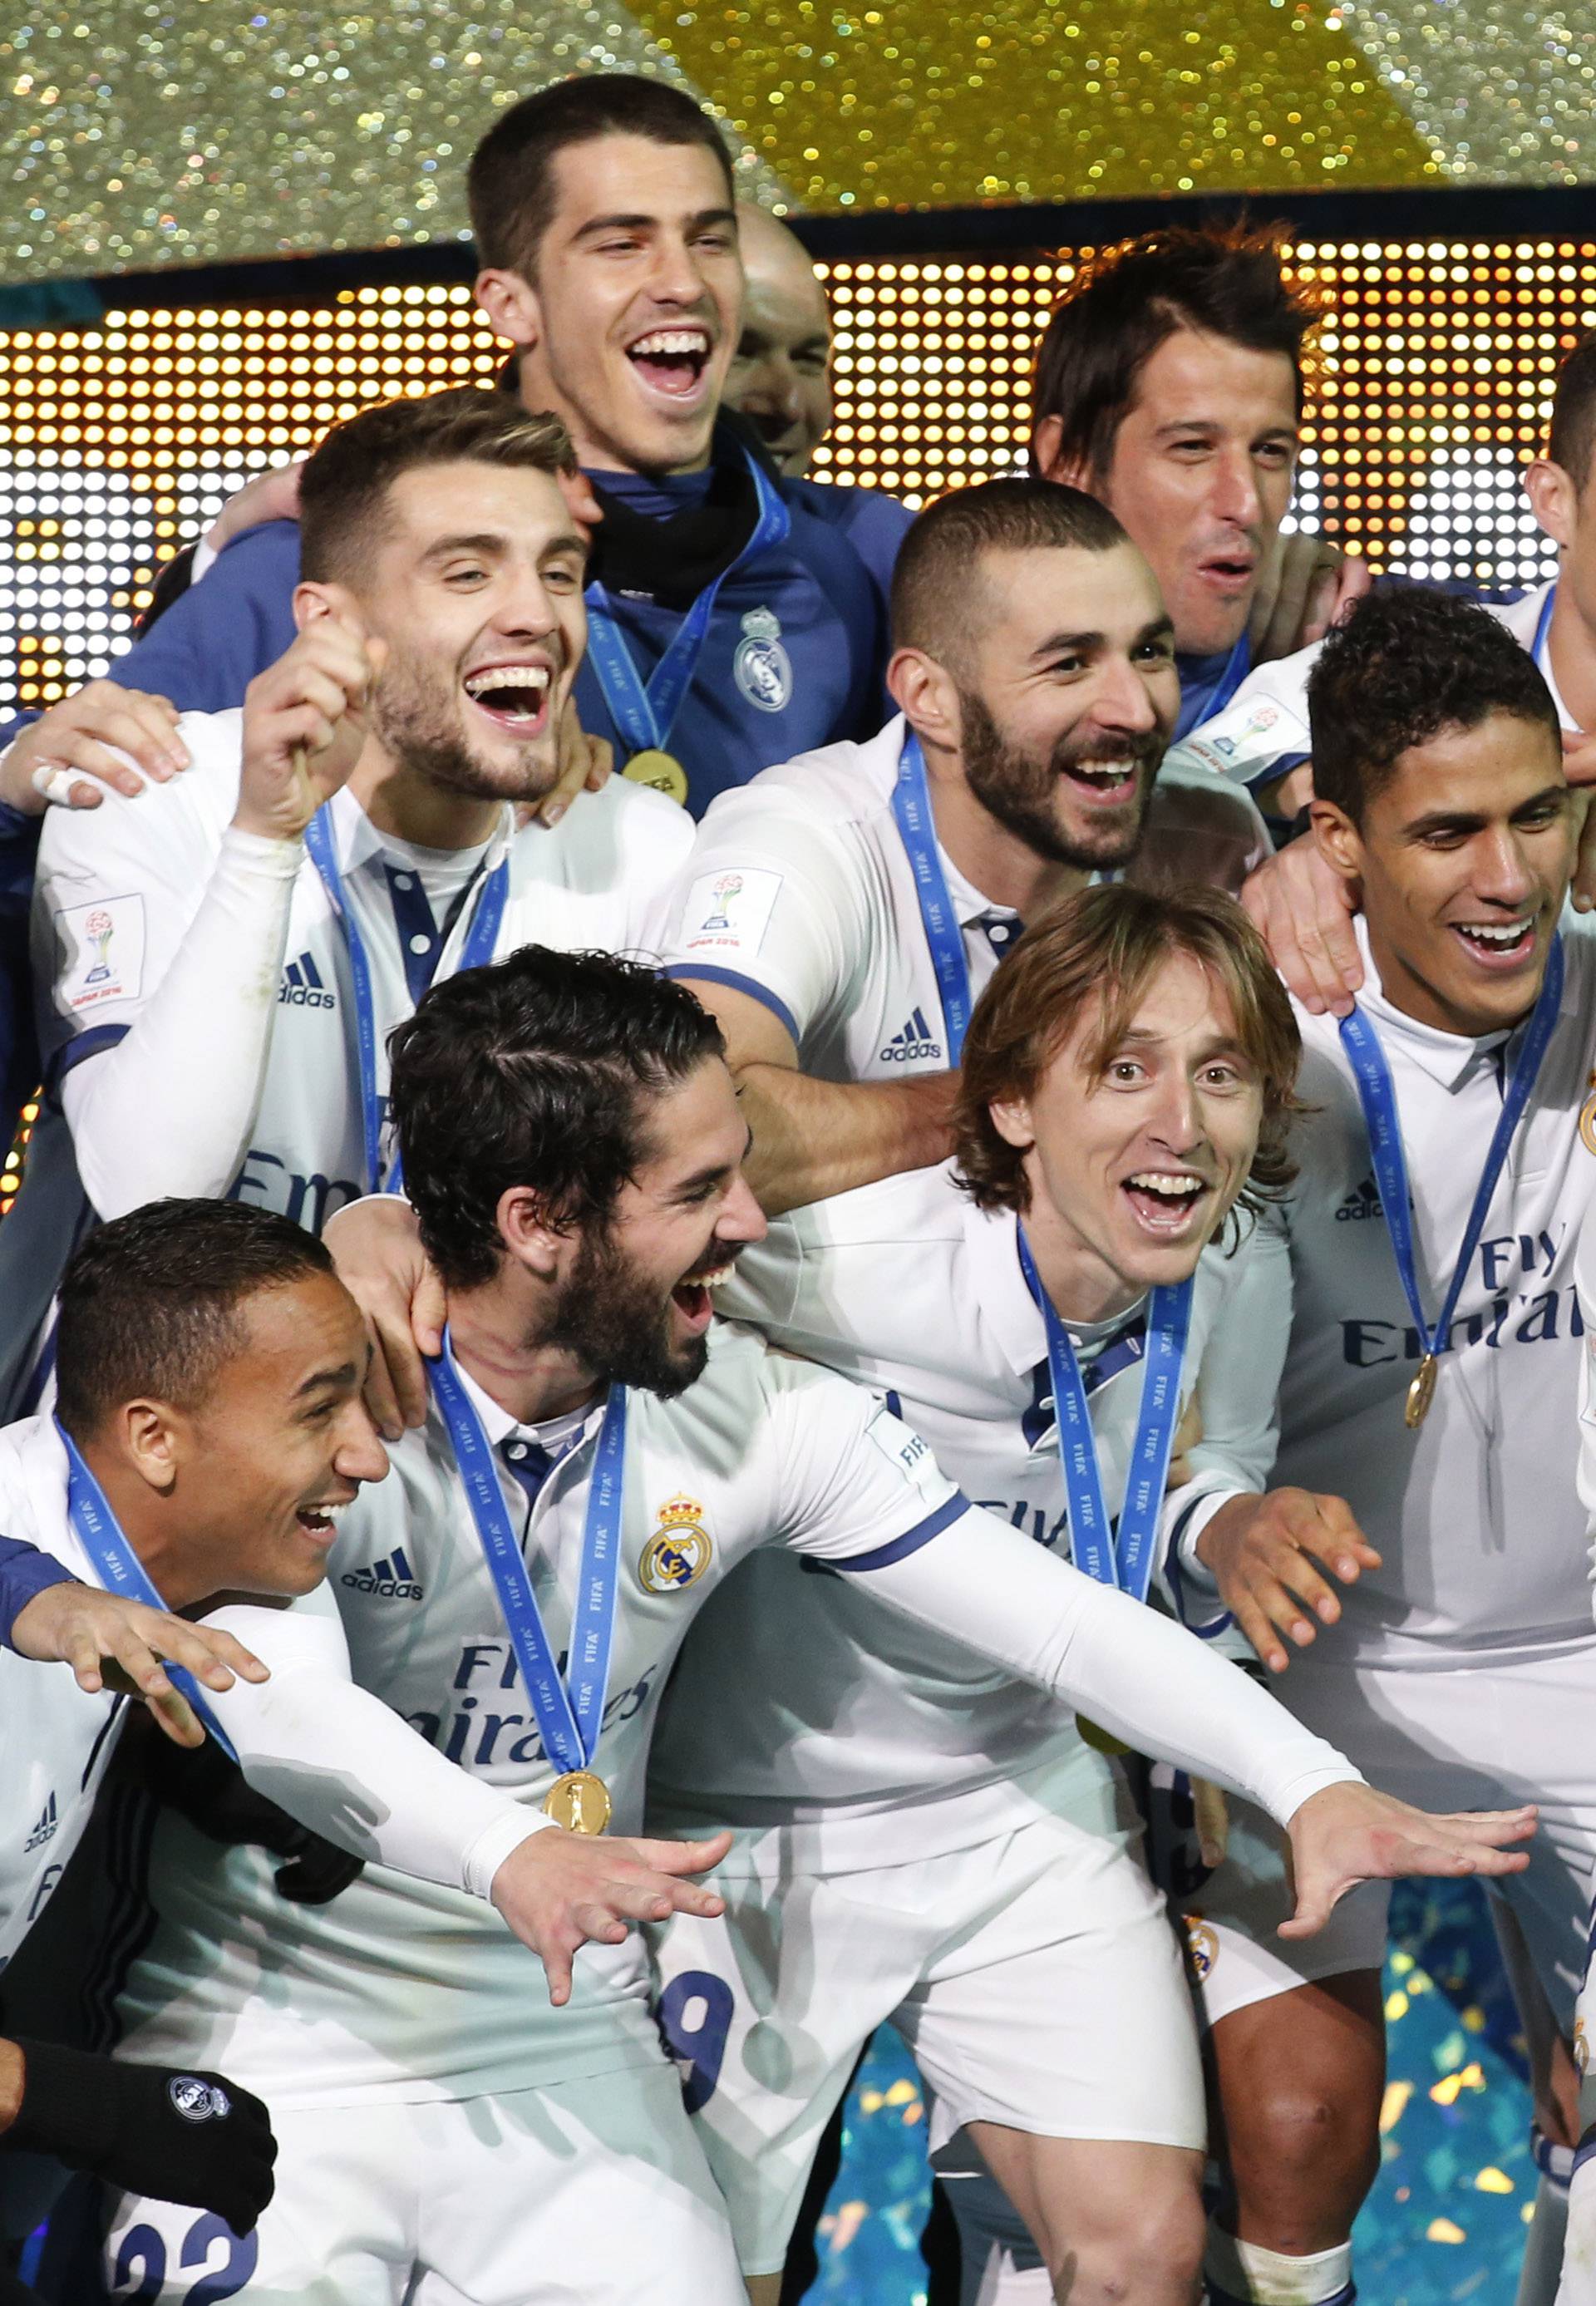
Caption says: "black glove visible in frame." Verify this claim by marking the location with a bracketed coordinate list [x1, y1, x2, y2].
[139, 1715, 364, 1904]
[2, 2038, 276, 2236]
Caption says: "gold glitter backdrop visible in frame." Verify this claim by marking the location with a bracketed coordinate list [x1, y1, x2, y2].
[0, 2, 1593, 284]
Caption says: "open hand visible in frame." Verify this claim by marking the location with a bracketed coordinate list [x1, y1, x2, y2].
[1196, 1488, 1382, 1673]
[323, 1195, 443, 1437]
[11, 1584, 268, 1747]
[490, 1826, 733, 2006]
[1242, 835, 1363, 1017]
[1280, 1781, 1534, 1939]
[2, 680, 189, 815]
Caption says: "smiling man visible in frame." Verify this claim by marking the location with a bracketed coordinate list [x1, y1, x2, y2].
[1165, 587, 1596, 2306]
[52, 76, 909, 822]
[723, 203, 834, 477]
[0, 387, 692, 1411]
[659, 476, 1268, 1215]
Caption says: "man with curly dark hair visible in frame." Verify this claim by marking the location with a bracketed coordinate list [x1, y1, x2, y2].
[1171, 584, 1596, 2306]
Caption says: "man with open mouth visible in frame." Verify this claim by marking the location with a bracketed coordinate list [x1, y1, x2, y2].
[0, 384, 693, 1417]
[0, 1197, 734, 2295]
[1166, 586, 1596, 2306]
[660, 475, 1270, 1222]
[15, 76, 914, 824]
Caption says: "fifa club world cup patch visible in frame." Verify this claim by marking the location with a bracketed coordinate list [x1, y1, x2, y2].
[681, 866, 783, 958]
[733, 607, 793, 714]
[168, 2076, 231, 2123]
[640, 1494, 713, 1594]
[57, 893, 145, 1014]
[1173, 690, 1311, 787]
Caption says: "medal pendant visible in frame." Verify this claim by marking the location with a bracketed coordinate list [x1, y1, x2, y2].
[1580, 1076, 1596, 1157]
[1076, 1715, 1130, 1758]
[623, 749, 689, 807]
[543, 1770, 612, 1835]
[1404, 1353, 1438, 1431]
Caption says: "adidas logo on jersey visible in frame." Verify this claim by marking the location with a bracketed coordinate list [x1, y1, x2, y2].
[340, 1547, 423, 1600]
[278, 952, 337, 1011]
[1334, 1177, 1384, 1223]
[879, 1008, 943, 1064]
[23, 1793, 57, 1852]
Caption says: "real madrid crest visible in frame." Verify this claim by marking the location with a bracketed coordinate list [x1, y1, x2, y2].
[733, 607, 793, 716]
[640, 1493, 714, 1594]
[1579, 1071, 1596, 1157]
[1182, 1915, 1219, 1984]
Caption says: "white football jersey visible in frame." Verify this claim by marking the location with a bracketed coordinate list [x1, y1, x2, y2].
[0, 1419, 124, 1969]
[659, 713, 1268, 1084]
[1165, 580, 1569, 794]
[33, 707, 694, 1228]
[115, 1323, 971, 2107]
[649, 1162, 1284, 1865]
[1178, 914, 1596, 1664]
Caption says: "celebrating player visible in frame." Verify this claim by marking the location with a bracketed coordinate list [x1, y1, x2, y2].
[6, 76, 909, 819]
[278, 944, 1534, 2306]
[1164, 586, 1596, 2302]
[659, 475, 1269, 1216]
[0, 387, 690, 1412]
[1031, 223, 1367, 738]
[646, 883, 1388, 2306]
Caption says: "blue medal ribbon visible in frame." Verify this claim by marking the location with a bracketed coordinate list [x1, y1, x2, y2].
[303, 808, 509, 1195]
[1337, 934, 1564, 1376]
[55, 1419, 239, 1759]
[891, 731, 976, 1066]
[582, 445, 791, 761]
[426, 1331, 626, 1781]
[1016, 1232, 1193, 1605]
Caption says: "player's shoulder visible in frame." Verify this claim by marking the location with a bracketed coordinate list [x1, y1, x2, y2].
[782, 1157, 969, 1254]
[204, 517, 303, 592]
[513, 773, 693, 889]
[37, 707, 242, 876]
[781, 479, 914, 587]
[0, 1414, 83, 1569]
[695, 714, 903, 841]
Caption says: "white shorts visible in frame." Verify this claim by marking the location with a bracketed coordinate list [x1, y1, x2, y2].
[1284, 1644, 1596, 2033]
[1143, 1766, 1390, 2026]
[101, 2064, 746, 2306]
[652, 1803, 1205, 2277]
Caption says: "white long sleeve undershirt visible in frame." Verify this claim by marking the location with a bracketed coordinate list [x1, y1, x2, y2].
[62, 825, 302, 1220]
[861, 1506, 1359, 1826]
[200, 1596, 546, 1902]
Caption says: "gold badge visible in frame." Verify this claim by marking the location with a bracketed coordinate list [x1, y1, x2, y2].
[1576, 2018, 1589, 2077]
[623, 749, 688, 807]
[639, 1494, 713, 1594]
[1183, 1915, 1220, 1983]
[543, 1770, 612, 1835]
[1076, 1715, 1130, 1757]
[1580, 1072, 1596, 1157]
[1405, 1352, 1438, 1431]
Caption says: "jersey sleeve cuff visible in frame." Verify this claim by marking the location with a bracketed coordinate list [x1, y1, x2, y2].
[44, 1019, 131, 1098]
[832, 1491, 973, 1573]
[460, 1803, 554, 1901]
[661, 963, 800, 1048]
[1163, 1486, 1235, 1637]
[0, 1540, 80, 1649]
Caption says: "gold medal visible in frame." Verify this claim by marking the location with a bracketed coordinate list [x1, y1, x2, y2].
[1580, 1072, 1596, 1157]
[543, 1770, 612, 1835]
[1076, 1716, 1130, 1757]
[623, 749, 688, 807]
[1404, 1352, 1438, 1431]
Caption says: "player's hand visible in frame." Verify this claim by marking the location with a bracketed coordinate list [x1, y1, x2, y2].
[323, 1195, 444, 1438]
[235, 609, 387, 842]
[10, 1584, 269, 1747]
[204, 460, 305, 557]
[1249, 533, 1368, 663]
[1195, 1489, 1382, 1674]
[1242, 835, 1363, 1017]
[2, 2036, 277, 2235]
[1, 680, 190, 815]
[1279, 1781, 1536, 1939]
[490, 1826, 734, 2007]
[531, 697, 613, 830]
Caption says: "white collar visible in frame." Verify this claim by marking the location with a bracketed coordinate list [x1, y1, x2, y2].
[451, 1354, 606, 1457]
[958, 1198, 1047, 1377]
[328, 785, 516, 881]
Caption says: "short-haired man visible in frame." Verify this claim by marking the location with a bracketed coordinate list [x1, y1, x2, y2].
[648, 883, 1422, 2306]
[1031, 223, 1367, 736]
[1170, 588, 1596, 2302]
[724, 204, 834, 477]
[659, 475, 1269, 1216]
[19, 76, 910, 819]
[0, 1195, 729, 2288]
[0, 387, 691, 1412]
[292, 944, 1534, 2306]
